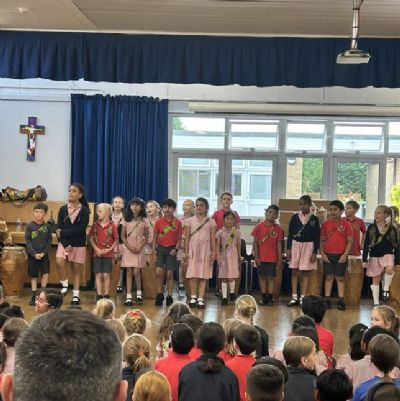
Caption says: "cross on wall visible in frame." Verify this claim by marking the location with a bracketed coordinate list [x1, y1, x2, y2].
[19, 117, 45, 161]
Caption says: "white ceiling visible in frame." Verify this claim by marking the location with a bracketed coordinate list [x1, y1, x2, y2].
[0, 0, 399, 37]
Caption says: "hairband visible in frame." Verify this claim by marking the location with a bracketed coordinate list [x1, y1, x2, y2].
[128, 311, 141, 318]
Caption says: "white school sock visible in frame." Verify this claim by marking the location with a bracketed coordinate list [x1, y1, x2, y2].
[136, 290, 142, 296]
[179, 265, 184, 283]
[73, 290, 80, 298]
[292, 293, 298, 300]
[229, 280, 235, 293]
[126, 292, 132, 299]
[221, 282, 228, 298]
[61, 279, 68, 287]
[370, 284, 380, 305]
[383, 274, 394, 291]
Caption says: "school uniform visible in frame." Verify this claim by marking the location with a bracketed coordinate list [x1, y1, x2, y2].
[216, 227, 241, 279]
[254, 325, 269, 358]
[353, 377, 400, 401]
[336, 352, 353, 371]
[284, 366, 317, 401]
[212, 208, 240, 231]
[121, 218, 147, 268]
[226, 355, 256, 401]
[346, 216, 367, 257]
[316, 323, 334, 360]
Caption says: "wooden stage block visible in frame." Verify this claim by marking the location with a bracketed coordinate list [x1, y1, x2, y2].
[344, 257, 364, 307]
[142, 255, 157, 299]
[305, 259, 324, 297]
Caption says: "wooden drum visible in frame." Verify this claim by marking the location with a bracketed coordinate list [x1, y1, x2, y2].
[305, 257, 324, 296]
[0, 246, 27, 297]
[109, 257, 122, 296]
[142, 254, 157, 299]
[389, 270, 400, 308]
[344, 256, 364, 307]
[273, 263, 283, 301]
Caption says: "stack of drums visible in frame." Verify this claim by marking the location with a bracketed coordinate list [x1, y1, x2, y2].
[0, 246, 27, 297]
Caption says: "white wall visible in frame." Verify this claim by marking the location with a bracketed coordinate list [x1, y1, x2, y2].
[1, 77, 400, 200]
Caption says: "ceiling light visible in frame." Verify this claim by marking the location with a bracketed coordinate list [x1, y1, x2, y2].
[17, 7, 29, 14]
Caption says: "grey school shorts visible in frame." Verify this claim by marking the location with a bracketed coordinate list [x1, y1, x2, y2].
[258, 262, 277, 277]
[92, 257, 113, 274]
[323, 253, 347, 277]
[156, 246, 178, 271]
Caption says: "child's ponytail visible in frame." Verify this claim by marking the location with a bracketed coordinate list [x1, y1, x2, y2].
[123, 334, 151, 372]
[198, 355, 224, 373]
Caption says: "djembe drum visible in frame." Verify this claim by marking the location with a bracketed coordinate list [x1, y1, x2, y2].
[344, 256, 364, 306]
[142, 254, 157, 299]
[0, 246, 27, 297]
[306, 257, 324, 296]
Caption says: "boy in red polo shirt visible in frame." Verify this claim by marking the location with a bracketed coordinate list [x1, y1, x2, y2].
[320, 200, 353, 311]
[153, 198, 183, 307]
[155, 323, 194, 401]
[251, 204, 283, 306]
[212, 192, 241, 230]
[345, 200, 366, 257]
[226, 324, 260, 401]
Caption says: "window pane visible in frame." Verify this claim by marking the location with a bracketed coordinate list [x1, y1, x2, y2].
[180, 158, 210, 166]
[385, 158, 400, 206]
[389, 122, 400, 153]
[172, 117, 225, 150]
[333, 123, 384, 152]
[286, 123, 326, 152]
[231, 159, 273, 217]
[229, 120, 278, 150]
[336, 161, 379, 220]
[286, 158, 323, 199]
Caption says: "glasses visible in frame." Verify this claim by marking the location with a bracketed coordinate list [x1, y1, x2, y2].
[35, 297, 49, 305]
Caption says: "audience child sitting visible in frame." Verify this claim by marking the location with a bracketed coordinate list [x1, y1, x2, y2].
[179, 314, 203, 360]
[107, 319, 127, 343]
[226, 324, 260, 401]
[155, 323, 195, 401]
[336, 323, 368, 370]
[245, 364, 284, 401]
[133, 370, 171, 401]
[345, 326, 400, 388]
[179, 322, 240, 401]
[122, 334, 152, 401]
[219, 318, 242, 362]
[252, 357, 289, 384]
[370, 305, 400, 336]
[3, 306, 25, 319]
[302, 295, 333, 362]
[120, 309, 148, 336]
[366, 381, 400, 401]
[353, 334, 400, 401]
[92, 298, 115, 320]
[314, 369, 353, 401]
[34, 288, 63, 315]
[283, 336, 317, 401]
[235, 295, 269, 358]
[156, 302, 191, 358]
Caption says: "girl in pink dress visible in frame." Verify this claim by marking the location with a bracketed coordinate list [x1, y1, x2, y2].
[216, 210, 241, 306]
[184, 197, 216, 309]
[111, 196, 125, 293]
[121, 198, 148, 306]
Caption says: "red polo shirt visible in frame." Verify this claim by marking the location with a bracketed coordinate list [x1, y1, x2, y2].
[212, 208, 241, 230]
[188, 346, 202, 360]
[155, 351, 193, 401]
[154, 217, 182, 248]
[321, 218, 353, 254]
[226, 355, 256, 401]
[346, 216, 367, 256]
[251, 221, 283, 263]
[316, 323, 334, 362]
[88, 221, 118, 257]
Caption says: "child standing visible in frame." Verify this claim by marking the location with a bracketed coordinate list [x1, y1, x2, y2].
[363, 205, 400, 306]
[111, 196, 125, 293]
[89, 203, 118, 300]
[251, 204, 283, 306]
[25, 203, 52, 306]
[121, 198, 148, 306]
[153, 199, 182, 307]
[184, 197, 217, 309]
[287, 195, 320, 307]
[320, 200, 353, 311]
[216, 211, 242, 305]
[56, 183, 90, 306]
[345, 200, 367, 257]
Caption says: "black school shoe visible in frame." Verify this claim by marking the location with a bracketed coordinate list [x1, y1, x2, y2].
[155, 293, 164, 306]
[324, 297, 332, 309]
[266, 294, 275, 307]
[29, 295, 36, 306]
[229, 292, 237, 302]
[166, 295, 174, 306]
[337, 299, 346, 311]
[258, 294, 268, 306]
[221, 298, 228, 306]
[71, 296, 80, 306]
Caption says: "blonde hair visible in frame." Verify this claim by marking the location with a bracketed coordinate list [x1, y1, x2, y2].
[374, 305, 400, 336]
[106, 319, 127, 343]
[235, 295, 258, 325]
[133, 370, 171, 401]
[92, 298, 115, 320]
[96, 203, 112, 216]
[283, 336, 315, 367]
[146, 200, 162, 217]
[121, 309, 147, 335]
[222, 318, 242, 356]
[123, 334, 152, 371]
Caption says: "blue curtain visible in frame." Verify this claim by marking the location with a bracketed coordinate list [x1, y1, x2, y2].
[71, 94, 168, 204]
[1, 30, 400, 88]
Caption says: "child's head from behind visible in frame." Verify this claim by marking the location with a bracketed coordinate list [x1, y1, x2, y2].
[252, 357, 289, 384]
[223, 210, 236, 228]
[292, 315, 316, 332]
[133, 370, 171, 401]
[158, 302, 191, 341]
[33, 202, 48, 222]
[96, 203, 112, 221]
[366, 382, 400, 401]
[171, 323, 194, 355]
[93, 298, 115, 320]
[223, 318, 243, 356]
[197, 322, 225, 355]
[369, 334, 400, 375]
[349, 323, 368, 360]
[35, 289, 63, 315]
[371, 305, 400, 336]
[301, 295, 327, 324]
[283, 336, 315, 370]
[235, 295, 258, 325]
[361, 326, 393, 354]
[315, 369, 353, 401]
[121, 309, 147, 336]
[179, 314, 203, 340]
[292, 326, 320, 352]
[3, 317, 28, 346]
[106, 319, 127, 343]
[234, 324, 260, 356]
[126, 198, 146, 220]
[246, 364, 284, 401]
[3, 305, 24, 319]
[123, 334, 151, 372]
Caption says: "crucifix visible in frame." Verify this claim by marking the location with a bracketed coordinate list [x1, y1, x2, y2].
[19, 117, 45, 161]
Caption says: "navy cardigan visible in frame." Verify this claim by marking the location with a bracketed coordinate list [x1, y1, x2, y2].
[57, 204, 90, 248]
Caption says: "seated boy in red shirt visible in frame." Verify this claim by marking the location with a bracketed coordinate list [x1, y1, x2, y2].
[252, 205, 283, 306]
[153, 198, 183, 307]
[320, 200, 353, 311]
[155, 323, 194, 401]
[226, 324, 260, 401]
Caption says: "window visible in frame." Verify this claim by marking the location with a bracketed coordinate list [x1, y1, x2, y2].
[388, 122, 400, 153]
[333, 123, 384, 152]
[229, 120, 278, 150]
[286, 122, 326, 152]
[231, 173, 242, 197]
